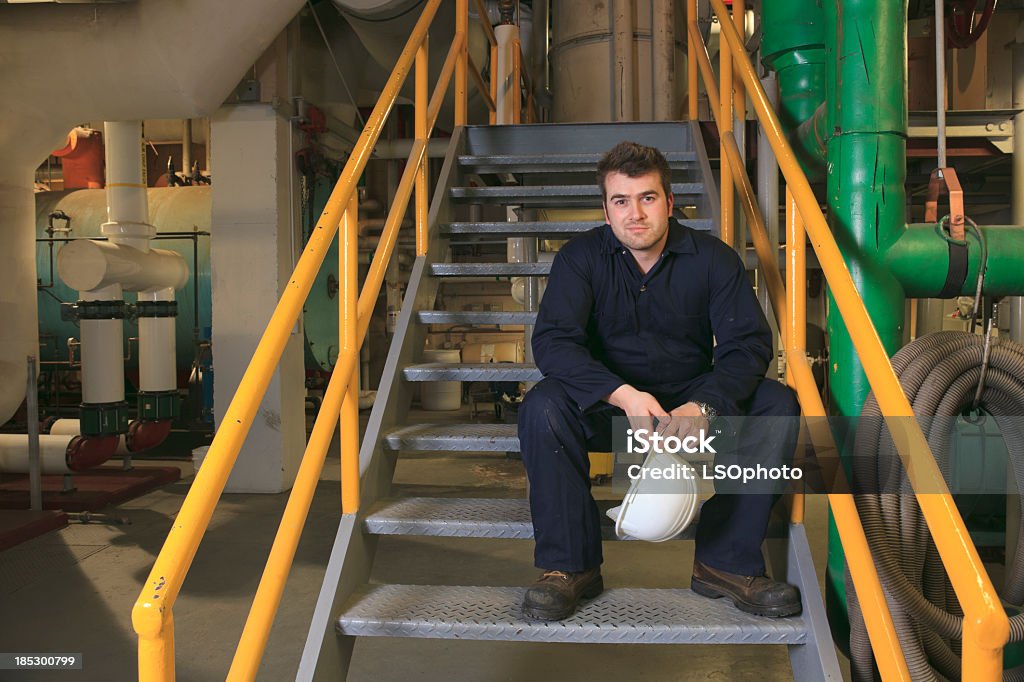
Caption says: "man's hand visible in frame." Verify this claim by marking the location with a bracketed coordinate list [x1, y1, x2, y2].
[605, 385, 669, 434]
[656, 401, 709, 441]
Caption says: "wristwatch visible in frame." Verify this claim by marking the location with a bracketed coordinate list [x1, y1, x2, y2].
[694, 400, 718, 423]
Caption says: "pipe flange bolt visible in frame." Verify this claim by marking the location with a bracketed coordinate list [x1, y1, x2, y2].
[77, 300, 127, 320]
[138, 391, 180, 420]
[80, 401, 130, 436]
[135, 301, 179, 318]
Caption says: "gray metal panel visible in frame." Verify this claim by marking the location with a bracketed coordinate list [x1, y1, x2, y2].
[403, 363, 542, 381]
[444, 219, 714, 235]
[384, 423, 521, 451]
[417, 311, 537, 325]
[431, 262, 551, 277]
[464, 122, 693, 156]
[337, 585, 808, 644]
[786, 524, 844, 681]
[450, 183, 704, 205]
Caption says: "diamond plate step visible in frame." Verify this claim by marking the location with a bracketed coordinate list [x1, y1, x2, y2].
[403, 363, 542, 382]
[417, 311, 536, 325]
[431, 263, 551, 277]
[337, 585, 808, 644]
[458, 151, 696, 174]
[443, 218, 714, 236]
[450, 183, 703, 206]
[384, 423, 520, 452]
[362, 497, 712, 541]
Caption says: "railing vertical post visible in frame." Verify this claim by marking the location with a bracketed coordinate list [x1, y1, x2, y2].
[732, 0, 746, 120]
[137, 611, 174, 682]
[512, 40, 523, 124]
[719, 6, 734, 248]
[490, 43, 499, 125]
[456, 0, 468, 126]
[416, 35, 429, 256]
[786, 187, 806, 525]
[687, 0, 698, 120]
[340, 192, 360, 515]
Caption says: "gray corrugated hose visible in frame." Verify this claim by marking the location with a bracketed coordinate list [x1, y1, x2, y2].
[846, 331, 1024, 681]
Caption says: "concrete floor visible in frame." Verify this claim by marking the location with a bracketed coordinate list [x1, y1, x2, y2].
[0, 406, 849, 681]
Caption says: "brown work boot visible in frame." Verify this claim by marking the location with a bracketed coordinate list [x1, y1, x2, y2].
[691, 560, 801, 618]
[521, 567, 604, 621]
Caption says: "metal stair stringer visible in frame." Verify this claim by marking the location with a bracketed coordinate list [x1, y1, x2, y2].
[296, 126, 468, 682]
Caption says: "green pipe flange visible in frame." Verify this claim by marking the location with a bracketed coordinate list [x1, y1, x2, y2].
[79, 401, 130, 436]
[138, 391, 180, 421]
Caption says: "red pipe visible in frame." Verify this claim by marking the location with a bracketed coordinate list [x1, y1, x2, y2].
[126, 419, 173, 453]
[66, 435, 120, 471]
[51, 127, 105, 189]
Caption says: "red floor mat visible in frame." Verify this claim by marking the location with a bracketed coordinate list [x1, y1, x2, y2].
[0, 466, 181, 512]
[0, 510, 69, 551]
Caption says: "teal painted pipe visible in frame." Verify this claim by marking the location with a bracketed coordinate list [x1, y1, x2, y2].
[761, 0, 828, 179]
[888, 224, 1024, 298]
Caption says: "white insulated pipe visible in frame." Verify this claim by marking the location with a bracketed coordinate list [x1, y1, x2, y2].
[137, 287, 177, 392]
[652, 0, 674, 121]
[495, 24, 520, 125]
[79, 284, 126, 405]
[56, 239, 188, 293]
[103, 121, 153, 250]
[0, 434, 76, 475]
[612, 0, 635, 121]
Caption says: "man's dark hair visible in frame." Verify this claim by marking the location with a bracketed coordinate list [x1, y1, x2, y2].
[596, 141, 673, 202]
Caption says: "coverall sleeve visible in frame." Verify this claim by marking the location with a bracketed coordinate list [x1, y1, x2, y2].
[687, 244, 773, 416]
[532, 247, 626, 411]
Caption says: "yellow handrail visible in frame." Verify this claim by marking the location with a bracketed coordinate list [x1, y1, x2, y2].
[132, 0, 489, 677]
[690, 0, 1010, 676]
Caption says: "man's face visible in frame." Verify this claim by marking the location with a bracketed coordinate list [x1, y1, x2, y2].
[602, 170, 673, 255]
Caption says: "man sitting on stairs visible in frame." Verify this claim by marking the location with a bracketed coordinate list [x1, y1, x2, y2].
[517, 140, 802, 621]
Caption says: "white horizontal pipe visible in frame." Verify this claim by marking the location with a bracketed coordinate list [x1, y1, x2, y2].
[49, 419, 130, 456]
[57, 240, 188, 293]
[0, 434, 75, 475]
[79, 284, 126, 405]
[138, 288, 177, 392]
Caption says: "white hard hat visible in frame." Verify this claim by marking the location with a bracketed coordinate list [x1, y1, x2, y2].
[606, 448, 699, 542]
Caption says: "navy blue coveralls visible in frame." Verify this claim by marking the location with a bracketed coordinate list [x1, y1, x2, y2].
[518, 218, 799, 576]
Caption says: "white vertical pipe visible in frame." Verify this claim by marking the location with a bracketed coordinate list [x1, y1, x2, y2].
[495, 25, 520, 125]
[652, 0, 674, 121]
[182, 119, 193, 175]
[612, 0, 635, 121]
[757, 74, 781, 372]
[935, 0, 948, 169]
[137, 287, 178, 392]
[79, 284, 126, 404]
[102, 121, 153, 250]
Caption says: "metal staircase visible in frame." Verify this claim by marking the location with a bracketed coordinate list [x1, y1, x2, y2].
[298, 121, 842, 681]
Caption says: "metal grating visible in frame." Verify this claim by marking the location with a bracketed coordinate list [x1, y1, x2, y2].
[364, 498, 534, 538]
[450, 183, 704, 206]
[404, 362, 542, 382]
[417, 311, 537, 325]
[458, 151, 695, 174]
[445, 218, 713, 235]
[384, 423, 520, 451]
[338, 585, 807, 644]
[431, 263, 551, 277]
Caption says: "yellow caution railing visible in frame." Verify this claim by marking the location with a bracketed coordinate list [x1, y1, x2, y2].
[130, 1, 539, 679]
[688, 0, 1008, 678]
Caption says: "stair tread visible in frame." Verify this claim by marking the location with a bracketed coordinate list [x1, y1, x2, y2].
[451, 183, 703, 199]
[417, 311, 536, 325]
[444, 219, 714, 234]
[404, 363, 542, 381]
[459, 152, 695, 173]
[337, 584, 807, 643]
[430, 263, 551, 276]
[384, 423, 521, 451]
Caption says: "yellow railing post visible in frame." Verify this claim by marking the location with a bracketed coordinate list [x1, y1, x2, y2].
[687, 0, 698, 120]
[416, 35, 429, 256]
[719, 6, 734, 249]
[512, 39, 523, 124]
[340, 192, 360, 515]
[456, 0, 468, 126]
[785, 187, 806, 525]
[732, 0, 745, 120]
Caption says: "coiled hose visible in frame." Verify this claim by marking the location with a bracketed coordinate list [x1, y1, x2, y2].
[846, 331, 1024, 681]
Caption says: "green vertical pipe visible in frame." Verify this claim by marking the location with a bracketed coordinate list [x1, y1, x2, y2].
[822, 0, 908, 648]
[761, 0, 828, 179]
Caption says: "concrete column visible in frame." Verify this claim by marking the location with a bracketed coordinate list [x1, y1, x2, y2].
[211, 103, 305, 493]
